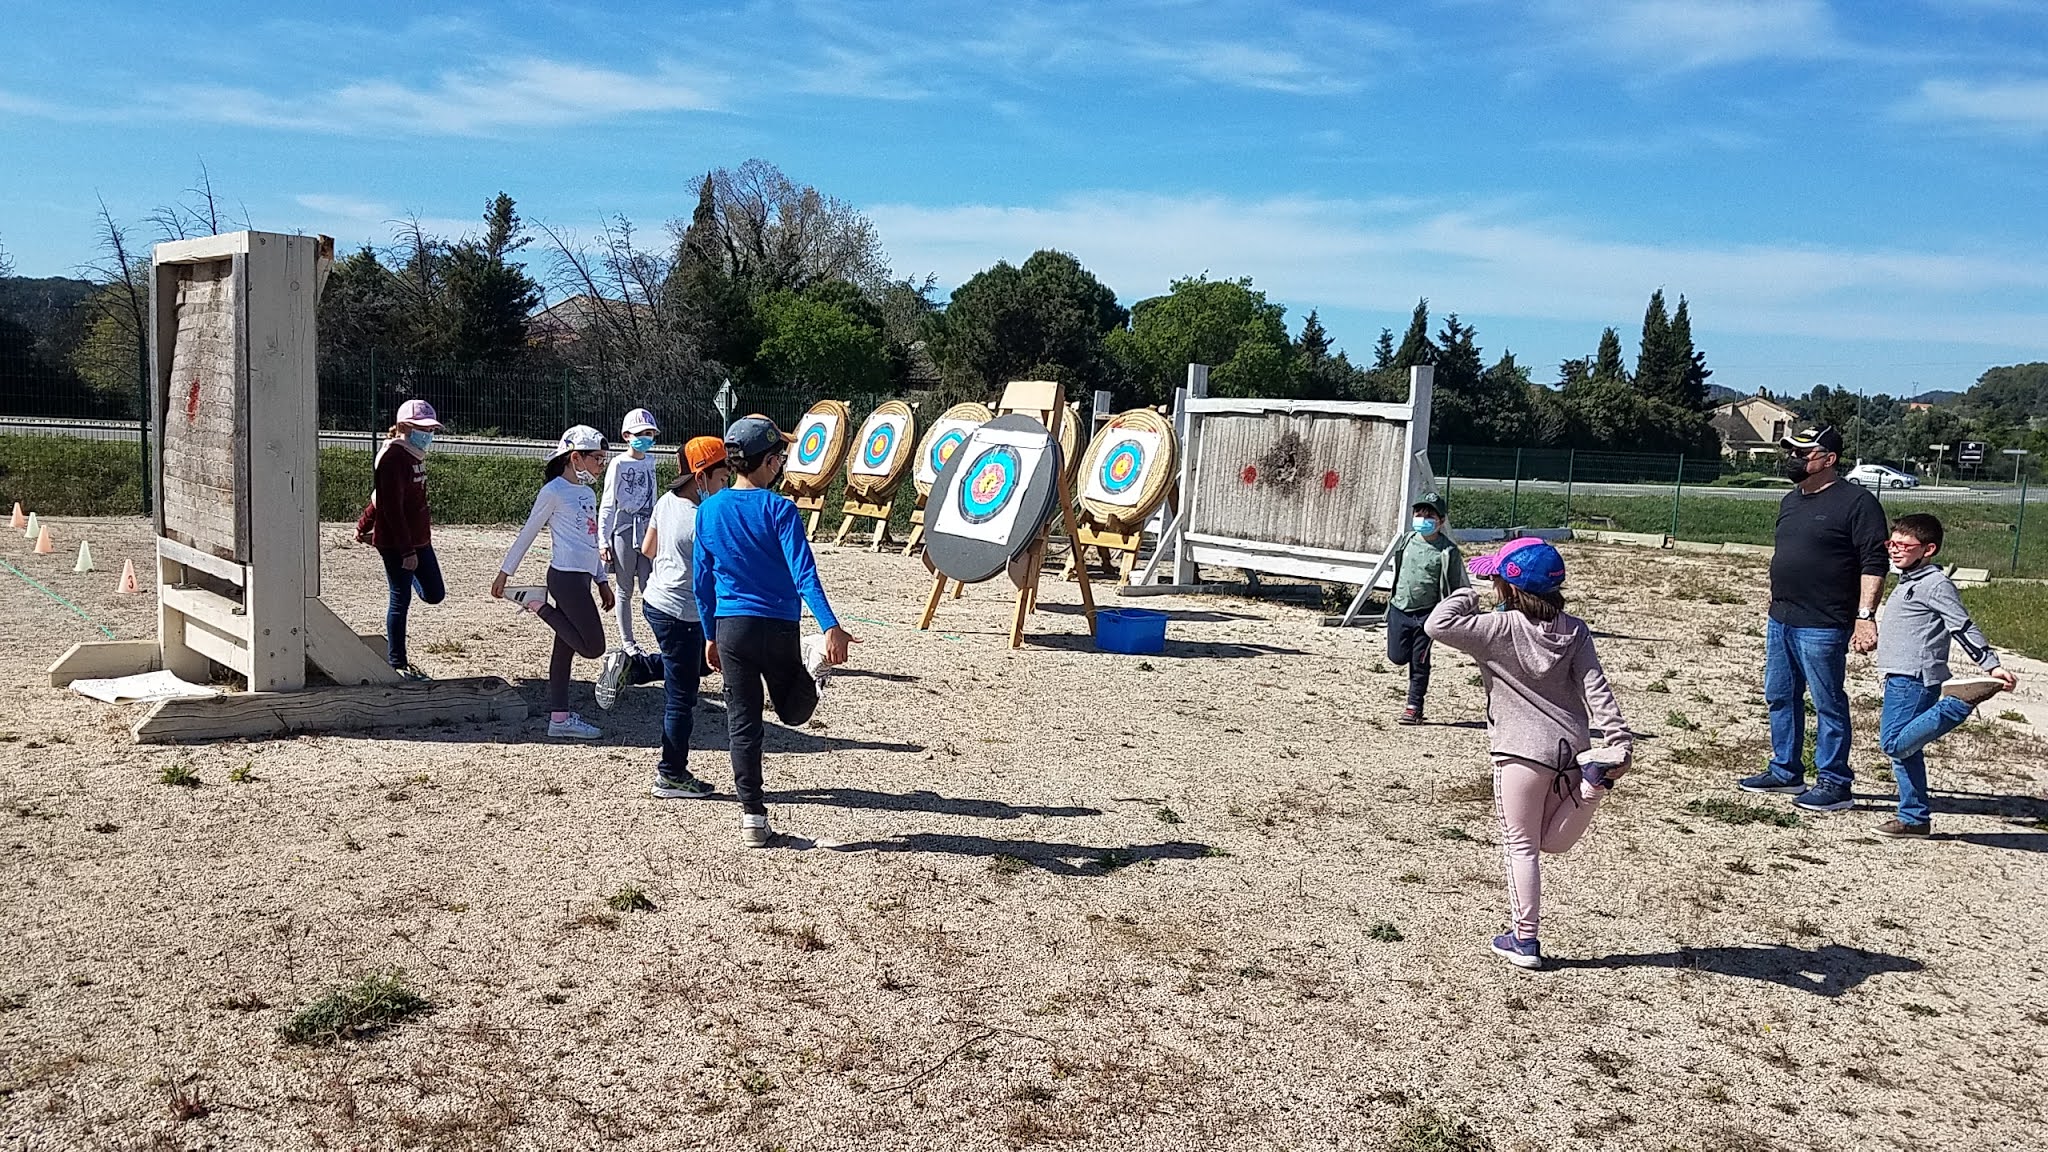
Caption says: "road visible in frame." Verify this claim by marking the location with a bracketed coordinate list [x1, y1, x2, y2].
[1445, 476, 2024, 504]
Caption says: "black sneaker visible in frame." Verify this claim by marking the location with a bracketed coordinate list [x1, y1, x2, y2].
[1737, 770, 1806, 795]
[1792, 780, 1855, 812]
[394, 664, 431, 683]
[651, 773, 713, 799]
[1398, 705, 1423, 725]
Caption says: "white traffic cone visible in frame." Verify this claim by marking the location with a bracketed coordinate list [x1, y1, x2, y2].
[23, 511, 38, 540]
[74, 540, 94, 573]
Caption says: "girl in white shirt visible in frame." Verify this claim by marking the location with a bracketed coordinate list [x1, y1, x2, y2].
[599, 407, 662, 656]
[490, 425, 614, 740]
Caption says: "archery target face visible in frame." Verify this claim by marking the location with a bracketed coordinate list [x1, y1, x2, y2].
[932, 427, 1049, 544]
[916, 417, 980, 486]
[849, 411, 909, 478]
[1082, 428, 1162, 507]
[785, 412, 839, 476]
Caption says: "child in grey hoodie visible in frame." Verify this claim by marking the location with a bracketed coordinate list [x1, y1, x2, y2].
[1426, 540, 1632, 970]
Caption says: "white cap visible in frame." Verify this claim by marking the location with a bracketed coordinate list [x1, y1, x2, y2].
[622, 408, 659, 436]
[549, 424, 606, 460]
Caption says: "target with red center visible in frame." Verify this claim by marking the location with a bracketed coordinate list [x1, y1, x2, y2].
[797, 423, 827, 466]
[926, 414, 1060, 583]
[957, 446, 1020, 524]
[862, 424, 895, 468]
[1099, 442, 1142, 495]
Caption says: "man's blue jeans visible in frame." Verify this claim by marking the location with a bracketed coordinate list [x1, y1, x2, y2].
[642, 605, 704, 782]
[1880, 674, 1974, 827]
[1764, 619, 1853, 788]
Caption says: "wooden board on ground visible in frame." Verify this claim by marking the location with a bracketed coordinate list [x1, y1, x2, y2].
[131, 676, 527, 744]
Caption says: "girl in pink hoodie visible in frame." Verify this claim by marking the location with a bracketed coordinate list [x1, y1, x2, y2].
[1424, 540, 1632, 970]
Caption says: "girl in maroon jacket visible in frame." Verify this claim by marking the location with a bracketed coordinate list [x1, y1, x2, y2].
[357, 399, 447, 680]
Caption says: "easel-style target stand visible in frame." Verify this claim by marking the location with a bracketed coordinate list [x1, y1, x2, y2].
[781, 400, 851, 540]
[917, 382, 1097, 648]
[47, 231, 525, 743]
[832, 400, 914, 551]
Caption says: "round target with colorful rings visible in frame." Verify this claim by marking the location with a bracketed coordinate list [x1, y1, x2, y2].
[912, 402, 993, 495]
[779, 399, 849, 496]
[924, 413, 1061, 584]
[844, 400, 916, 498]
[957, 445, 1021, 524]
[1078, 407, 1178, 528]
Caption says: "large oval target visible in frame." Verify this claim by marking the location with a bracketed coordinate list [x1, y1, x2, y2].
[913, 402, 993, 495]
[780, 399, 850, 498]
[1078, 408, 1178, 531]
[845, 400, 915, 500]
[925, 413, 1061, 584]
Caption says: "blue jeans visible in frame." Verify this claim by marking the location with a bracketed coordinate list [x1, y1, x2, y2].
[1880, 674, 1974, 826]
[1764, 619, 1852, 788]
[378, 546, 445, 668]
[643, 604, 704, 781]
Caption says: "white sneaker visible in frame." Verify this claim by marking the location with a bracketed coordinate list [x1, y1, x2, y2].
[741, 813, 773, 848]
[594, 649, 628, 710]
[505, 586, 548, 615]
[802, 633, 832, 690]
[1941, 675, 2005, 706]
[547, 713, 601, 739]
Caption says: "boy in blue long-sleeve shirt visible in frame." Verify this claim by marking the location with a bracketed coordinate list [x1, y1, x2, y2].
[694, 415, 858, 847]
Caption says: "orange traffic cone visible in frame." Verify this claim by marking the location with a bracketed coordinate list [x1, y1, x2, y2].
[33, 524, 53, 554]
[8, 503, 22, 530]
[117, 559, 140, 594]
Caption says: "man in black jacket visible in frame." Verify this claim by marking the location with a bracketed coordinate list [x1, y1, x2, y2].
[1737, 426, 1888, 812]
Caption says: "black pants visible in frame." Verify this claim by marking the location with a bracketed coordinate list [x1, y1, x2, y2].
[715, 616, 818, 816]
[539, 569, 608, 713]
[1386, 604, 1433, 709]
[378, 545, 445, 668]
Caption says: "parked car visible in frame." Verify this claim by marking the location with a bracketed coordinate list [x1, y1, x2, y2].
[1847, 463, 1920, 489]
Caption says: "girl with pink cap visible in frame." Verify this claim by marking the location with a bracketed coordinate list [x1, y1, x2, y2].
[355, 399, 446, 680]
[1425, 538, 1633, 970]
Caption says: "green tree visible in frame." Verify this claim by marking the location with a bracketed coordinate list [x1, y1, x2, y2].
[753, 288, 890, 393]
[317, 245, 406, 365]
[1107, 275, 1292, 404]
[1592, 327, 1629, 385]
[1964, 362, 2048, 425]
[439, 193, 542, 361]
[1361, 300, 1433, 400]
[1670, 296, 1712, 409]
[1289, 308, 1368, 399]
[1427, 314, 1533, 445]
[926, 249, 1126, 406]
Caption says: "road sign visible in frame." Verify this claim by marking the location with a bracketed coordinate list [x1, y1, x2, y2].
[1960, 441, 1986, 464]
[713, 379, 738, 430]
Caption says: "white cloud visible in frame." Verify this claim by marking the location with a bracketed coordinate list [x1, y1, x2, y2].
[288, 195, 480, 249]
[167, 57, 718, 136]
[867, 191, 2048, 346]
[1902, 77, 2048, 134]
[1542, 0, 1840, 72]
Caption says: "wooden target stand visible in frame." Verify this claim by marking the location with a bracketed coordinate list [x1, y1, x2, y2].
[917, 382, 1097, 648]
[831, 400, 914, 551]
[1061, 408, 1179, 589]
[46, 231, 525, 743]
[901, 401, 993, 556]
[781, 400, 851, 540]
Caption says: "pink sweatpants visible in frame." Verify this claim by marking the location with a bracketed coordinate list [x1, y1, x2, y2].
[1492, 754, 1604, 940]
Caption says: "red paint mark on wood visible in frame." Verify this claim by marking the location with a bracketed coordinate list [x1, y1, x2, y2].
[185, 379, 202, 422]
[1322, 469, 1340, 491]
[1240, 465, 1258, 485]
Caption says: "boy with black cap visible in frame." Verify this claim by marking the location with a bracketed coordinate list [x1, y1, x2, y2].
[693, 415, 858, 846]
[1385, 492, 1468, 724]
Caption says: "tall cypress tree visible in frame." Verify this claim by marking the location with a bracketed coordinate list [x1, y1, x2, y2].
[1593, 327, 1629, 384]
[1635, 289, 1684, 405]
[1671, 295, 1712, 409]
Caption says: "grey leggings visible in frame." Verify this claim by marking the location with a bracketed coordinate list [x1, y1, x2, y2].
[539, 568, 608, 712]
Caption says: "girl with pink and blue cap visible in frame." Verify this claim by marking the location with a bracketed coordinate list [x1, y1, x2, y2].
[1425, 538, 1634, 970]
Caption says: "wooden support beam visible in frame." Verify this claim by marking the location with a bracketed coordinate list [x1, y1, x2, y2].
[304, 598, 401, 686]
[49, 640, 162, 687]
[131, 676, 527, 744]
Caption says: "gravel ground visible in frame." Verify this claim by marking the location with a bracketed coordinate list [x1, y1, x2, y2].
[1, 516, 2044, 1152]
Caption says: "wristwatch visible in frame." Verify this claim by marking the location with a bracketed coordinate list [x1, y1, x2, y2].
[1856, 608, 1874, 620]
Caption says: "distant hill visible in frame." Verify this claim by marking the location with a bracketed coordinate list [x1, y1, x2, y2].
[1704, 383, 1743, 405]
[1908, 389, 1963, 406]
[0, 275, 96, 344]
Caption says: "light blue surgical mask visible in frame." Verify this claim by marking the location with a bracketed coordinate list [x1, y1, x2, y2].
[629, 435, 656, 454]
[1412, 516, 1439, 536]
[406, 430, 434, 452]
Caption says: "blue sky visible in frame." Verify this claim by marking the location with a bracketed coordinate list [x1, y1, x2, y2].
[2, 0, 2045, 397]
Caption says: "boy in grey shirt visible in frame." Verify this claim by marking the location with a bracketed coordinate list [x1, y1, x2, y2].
[1872, 513, 2017, 836]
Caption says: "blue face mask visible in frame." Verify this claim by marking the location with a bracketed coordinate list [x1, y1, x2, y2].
[406, 430, 434, 452]
[629, 435, 656, 454]
[1412, 516, 1439, 536]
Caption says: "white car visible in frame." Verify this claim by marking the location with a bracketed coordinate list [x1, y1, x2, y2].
[1847, 463, 1920, 490]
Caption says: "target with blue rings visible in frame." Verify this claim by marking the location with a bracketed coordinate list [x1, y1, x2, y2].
[861, 422, 896, 469]
[956, 446, 1021, 525]
[929, 430, 968, 476]
[796, 422, 828, 466]
[1098, 440, 1144, 496]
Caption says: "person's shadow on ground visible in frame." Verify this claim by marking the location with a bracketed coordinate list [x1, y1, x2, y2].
[763, 786, 1099, 820]
[1547, 943, 1922, 996]
[823, 833, 1214, 876]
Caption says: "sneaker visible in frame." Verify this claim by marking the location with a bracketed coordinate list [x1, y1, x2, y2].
[1398, 705, 1423, 725]
[802, 633, 832, 690]
[1940, 675, 2005, 706]
[652, 773, 713, 799]
[394, 663, 431, 683]
[505, 586, 548, 615]
[594, 649, 629, 711]
[1578, 745, 1629, 790]
[547, 713, 601, 740]
[1792, 780, 1855, 812]
[1491, 933, 1543, 970]
[1875, 817, 1930, 838]
[741, 813, 773, 848]
[1737, 770, 1807, 795]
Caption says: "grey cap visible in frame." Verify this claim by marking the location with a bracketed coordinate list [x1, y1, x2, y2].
[725, 414, 794, 459]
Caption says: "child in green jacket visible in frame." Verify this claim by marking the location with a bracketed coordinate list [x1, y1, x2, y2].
[1385, 493, 1469, 724]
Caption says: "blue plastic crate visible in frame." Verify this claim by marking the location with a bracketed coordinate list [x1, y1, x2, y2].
[1095, 607, 1168, 655]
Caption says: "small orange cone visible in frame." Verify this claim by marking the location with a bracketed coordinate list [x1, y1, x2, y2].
[33, 524, 53, 554]
[8, 503, 22, 530]
[117, 559, 140, 594]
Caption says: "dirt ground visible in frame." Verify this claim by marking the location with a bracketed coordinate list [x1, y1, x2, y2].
[1, 516, 2045, 1152]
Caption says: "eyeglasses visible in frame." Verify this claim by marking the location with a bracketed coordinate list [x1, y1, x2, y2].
[1884, 539, 1930, 550]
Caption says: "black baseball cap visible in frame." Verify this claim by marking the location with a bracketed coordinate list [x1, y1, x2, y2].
[1780, 426, 1844, 455]
[725, 414, 794, 459]
[1412, 491, 1445, 517]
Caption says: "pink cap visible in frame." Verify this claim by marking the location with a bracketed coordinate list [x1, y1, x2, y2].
[1467, 535, 1546, 578]
[395, 399, 443, 430]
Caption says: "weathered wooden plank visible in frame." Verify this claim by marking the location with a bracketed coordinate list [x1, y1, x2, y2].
[48, 640, 162, 687]
[131, 677, 528, 744]
[180, 612, 250, 676]
[157, 536, 245, 586]
[160, 584, 249, 641]
[303, 598, 399, 686]
[241, 235, 310, 692]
